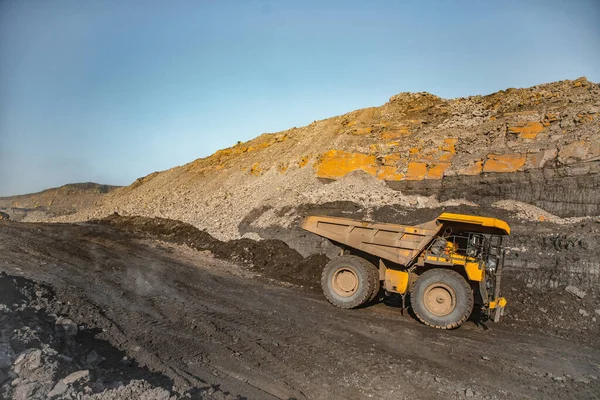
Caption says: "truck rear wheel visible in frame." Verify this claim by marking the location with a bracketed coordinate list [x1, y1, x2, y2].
[410, 269, 473, 329]
[321, 255, 378, 309]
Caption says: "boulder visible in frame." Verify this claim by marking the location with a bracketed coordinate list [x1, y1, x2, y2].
[55, 317, 78, 337]
[565, 285, 586, 299]
[0, 342, 15, 369]
[62, 369, 90, 385]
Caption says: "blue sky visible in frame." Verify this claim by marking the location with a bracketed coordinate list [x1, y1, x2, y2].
[1, 0, 599, 196]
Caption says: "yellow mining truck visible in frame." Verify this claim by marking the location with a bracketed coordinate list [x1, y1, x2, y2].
[301, 213, 509, 329]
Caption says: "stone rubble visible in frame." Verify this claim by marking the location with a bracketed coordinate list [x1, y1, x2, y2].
[0, 274, 241, 400]
[565, 285, 587, 299]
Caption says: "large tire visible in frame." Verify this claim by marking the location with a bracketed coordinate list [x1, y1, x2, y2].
[368, 262, 381, 303]
[410, 269, 473, 329]
[321, 255, 378, 309]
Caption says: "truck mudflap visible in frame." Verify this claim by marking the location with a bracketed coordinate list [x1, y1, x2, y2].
[488, 297, 507, 322]
[488, 248, 506, 322]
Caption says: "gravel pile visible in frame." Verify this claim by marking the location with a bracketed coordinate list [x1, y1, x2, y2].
[49, 163, 457, 242]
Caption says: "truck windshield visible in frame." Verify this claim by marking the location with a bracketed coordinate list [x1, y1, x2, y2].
[431, 233, 489, 260]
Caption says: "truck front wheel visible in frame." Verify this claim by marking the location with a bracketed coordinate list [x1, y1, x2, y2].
[321, 255, 378, 309]
[410, 269, 473, 329]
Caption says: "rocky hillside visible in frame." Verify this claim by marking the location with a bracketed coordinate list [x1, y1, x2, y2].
[0, 183, 120, 222]
[48, 77, 598, 235]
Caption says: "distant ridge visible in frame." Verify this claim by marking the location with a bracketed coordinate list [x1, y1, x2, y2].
[0, 182, 121, 221]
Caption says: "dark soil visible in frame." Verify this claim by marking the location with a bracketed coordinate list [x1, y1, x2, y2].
[386, 162, 600, 218]
[93, 214, 328, 290]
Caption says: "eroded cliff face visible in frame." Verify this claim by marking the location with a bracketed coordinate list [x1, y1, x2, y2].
[187, 77, 599, 183]
[387, 163, 600, 217]
[198, 77, 599, 213]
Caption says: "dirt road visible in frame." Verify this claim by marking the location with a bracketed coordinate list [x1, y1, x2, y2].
[1, 221, 599, 399]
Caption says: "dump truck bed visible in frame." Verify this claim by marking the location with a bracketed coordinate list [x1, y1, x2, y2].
[301, 216, 442, 266]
